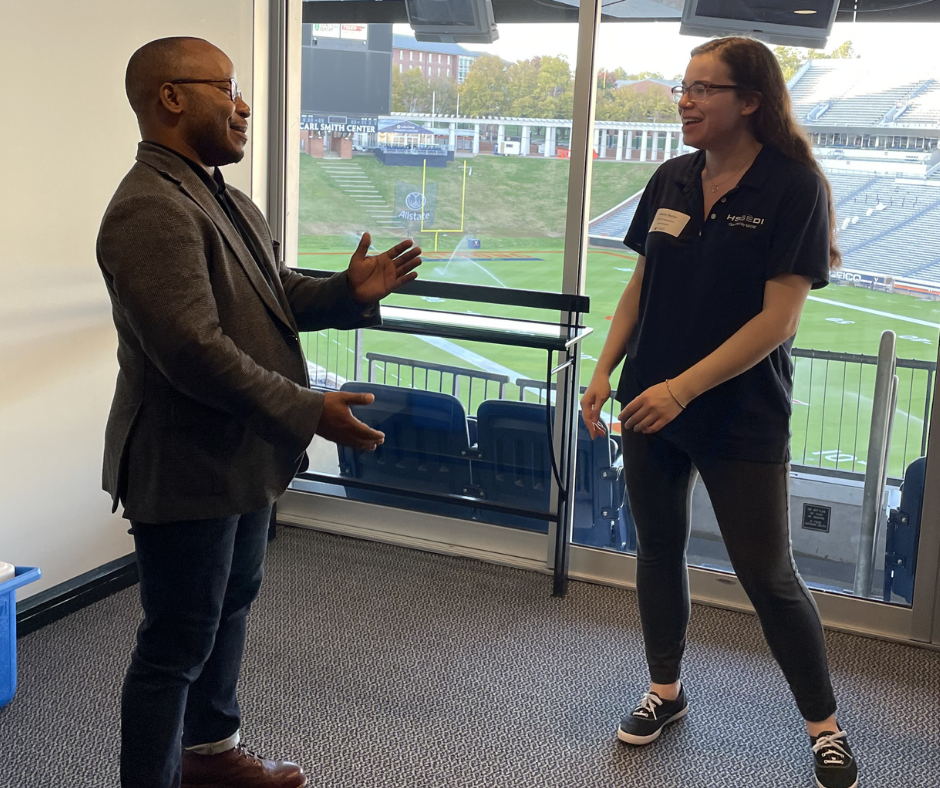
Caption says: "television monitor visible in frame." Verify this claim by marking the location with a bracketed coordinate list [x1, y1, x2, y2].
[404, 0, 498, 44]
[680, 0, 841, 48]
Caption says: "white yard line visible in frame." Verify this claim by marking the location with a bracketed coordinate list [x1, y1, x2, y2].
[807, 295, 940, 329]
[414, 336, 525, 381]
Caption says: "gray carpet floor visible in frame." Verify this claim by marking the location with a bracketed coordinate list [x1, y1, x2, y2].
[0, 525, 938, 787]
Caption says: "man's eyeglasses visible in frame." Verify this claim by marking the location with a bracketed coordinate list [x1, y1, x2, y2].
[168, 78, 241, 103]
[671, 82, 739, 104]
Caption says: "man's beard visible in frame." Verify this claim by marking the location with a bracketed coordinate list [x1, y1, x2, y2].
[187, 113, 245, 168]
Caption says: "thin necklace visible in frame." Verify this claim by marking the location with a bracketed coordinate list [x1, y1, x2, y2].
[702, 148, 762, 194]
[702, 165, 747, 194]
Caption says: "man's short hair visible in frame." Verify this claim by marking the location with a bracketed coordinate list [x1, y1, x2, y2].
[125, 37, 208, 116]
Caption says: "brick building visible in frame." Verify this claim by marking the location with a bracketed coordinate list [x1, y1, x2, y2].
[392, 34, 482, 84]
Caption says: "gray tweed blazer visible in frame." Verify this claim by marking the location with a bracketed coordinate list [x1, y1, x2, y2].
[97, 142, 379, 523]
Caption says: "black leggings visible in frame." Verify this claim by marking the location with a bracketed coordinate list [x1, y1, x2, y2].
[621, 429, 837, 723]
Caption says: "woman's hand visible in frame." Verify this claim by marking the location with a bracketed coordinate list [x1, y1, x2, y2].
[620, 381, 684, 434]
[580, 378, 611, 439]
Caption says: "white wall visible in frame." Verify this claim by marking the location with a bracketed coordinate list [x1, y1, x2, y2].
[0, 0, 269, 601]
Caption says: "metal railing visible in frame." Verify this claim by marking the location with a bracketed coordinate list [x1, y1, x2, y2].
[299, 332, 935, 482]
[516, 377, 619, 425]
[301, 329, 361, 388]
[366, 352, 508, 415]
[791, 347, 935, 482]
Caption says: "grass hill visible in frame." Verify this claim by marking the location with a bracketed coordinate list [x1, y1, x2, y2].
[298, 153, 657, 251]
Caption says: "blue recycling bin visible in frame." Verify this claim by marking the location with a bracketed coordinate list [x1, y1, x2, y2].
[0, 566, 41, 709]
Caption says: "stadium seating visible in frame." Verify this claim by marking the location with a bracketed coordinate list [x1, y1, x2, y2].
[336, 382, 477, 519]
[900, 82, 940, 124]
[789, 60, 933, 126]
[837, 183, 940, 276]
[883, 456, 927, 604]
[335, 383, 635, 550]
[474, 400, 634, 550]
[589, 198, 642, 241]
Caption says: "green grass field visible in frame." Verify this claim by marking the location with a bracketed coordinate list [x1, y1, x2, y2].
[297, 154, 939, 479]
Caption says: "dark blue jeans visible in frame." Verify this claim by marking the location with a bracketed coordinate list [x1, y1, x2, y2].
[120, 507, 272, 788]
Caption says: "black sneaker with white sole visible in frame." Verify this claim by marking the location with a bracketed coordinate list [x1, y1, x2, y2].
[617, 684, 688, 745]
[811, 729, 858, 788]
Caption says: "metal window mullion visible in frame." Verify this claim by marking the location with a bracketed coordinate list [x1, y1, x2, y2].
[549, 0, 601, 589]
[911, 341, 940, 643]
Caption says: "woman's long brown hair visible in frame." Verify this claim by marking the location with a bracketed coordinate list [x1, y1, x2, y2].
[691, 37, 842, 269]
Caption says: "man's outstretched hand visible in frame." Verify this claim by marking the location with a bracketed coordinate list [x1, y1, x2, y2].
[347, 232, 421, 304]
[316, 391, 385, 451]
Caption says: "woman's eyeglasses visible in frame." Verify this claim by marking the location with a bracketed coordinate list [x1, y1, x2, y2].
[671, 82, 739, 104]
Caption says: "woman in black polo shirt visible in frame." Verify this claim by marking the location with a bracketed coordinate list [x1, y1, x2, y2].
[582, 37, 858, 788]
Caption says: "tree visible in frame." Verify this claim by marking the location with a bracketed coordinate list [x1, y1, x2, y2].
[535, 55, 574, 118]
[623, 70, 665, 81]
[391, 67, 431, 113]
[428, 75, 457, 115]
[774, 40, 857, 82]
[457, 54, 510, 117]
[506, 58, 541, 117]
[596, 86, 676, 123]
[596, 68, 625, 91]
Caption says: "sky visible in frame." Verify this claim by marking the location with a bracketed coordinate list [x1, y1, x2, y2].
[394, 21, 940, 77]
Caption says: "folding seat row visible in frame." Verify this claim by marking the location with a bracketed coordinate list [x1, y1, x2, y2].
[335, 382, 635, 551]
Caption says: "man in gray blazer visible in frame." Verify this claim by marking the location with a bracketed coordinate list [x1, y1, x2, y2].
[97, 37, 421, 788]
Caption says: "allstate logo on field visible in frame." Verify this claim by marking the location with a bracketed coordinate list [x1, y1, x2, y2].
[405, 192, 426, 210]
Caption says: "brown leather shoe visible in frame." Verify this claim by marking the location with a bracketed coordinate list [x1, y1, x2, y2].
[180, 744, 307, 788]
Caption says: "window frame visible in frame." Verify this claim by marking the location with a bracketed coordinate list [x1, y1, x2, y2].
[276, 0, 940, 647]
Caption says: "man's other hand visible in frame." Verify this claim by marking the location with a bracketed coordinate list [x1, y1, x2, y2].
[347, 233, 421, 303]
[316, 391, 385, 451]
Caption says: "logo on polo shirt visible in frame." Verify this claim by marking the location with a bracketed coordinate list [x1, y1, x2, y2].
[727, 213, 765, 229]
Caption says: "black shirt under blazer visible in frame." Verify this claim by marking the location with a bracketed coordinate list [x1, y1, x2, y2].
[618, 146, 831, 463]
[97, 142, 379, 523]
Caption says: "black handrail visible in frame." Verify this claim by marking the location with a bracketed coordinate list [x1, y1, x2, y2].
[292, 267, 590, 314]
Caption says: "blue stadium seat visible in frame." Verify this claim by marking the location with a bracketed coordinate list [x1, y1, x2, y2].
[473, 400, 635, 549]
[336, 382, 476, 519]
[883, 456, 927, 605]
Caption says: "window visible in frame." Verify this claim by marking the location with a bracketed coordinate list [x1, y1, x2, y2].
[581, 18, 940, 608]
[457, 55, 472, 85]
[290, 8, 940, 634]
[292, 15, 584, 539]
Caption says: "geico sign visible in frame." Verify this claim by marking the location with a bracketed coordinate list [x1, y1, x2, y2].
[833, 272, 864, 282]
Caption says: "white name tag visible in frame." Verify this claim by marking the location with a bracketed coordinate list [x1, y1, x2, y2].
[649, 208, 690, 237]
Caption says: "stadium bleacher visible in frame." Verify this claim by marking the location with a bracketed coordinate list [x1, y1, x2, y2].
[589, 198, 642, 241]
[901, 82, 940, 125]
[789, 60, 933, 126]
